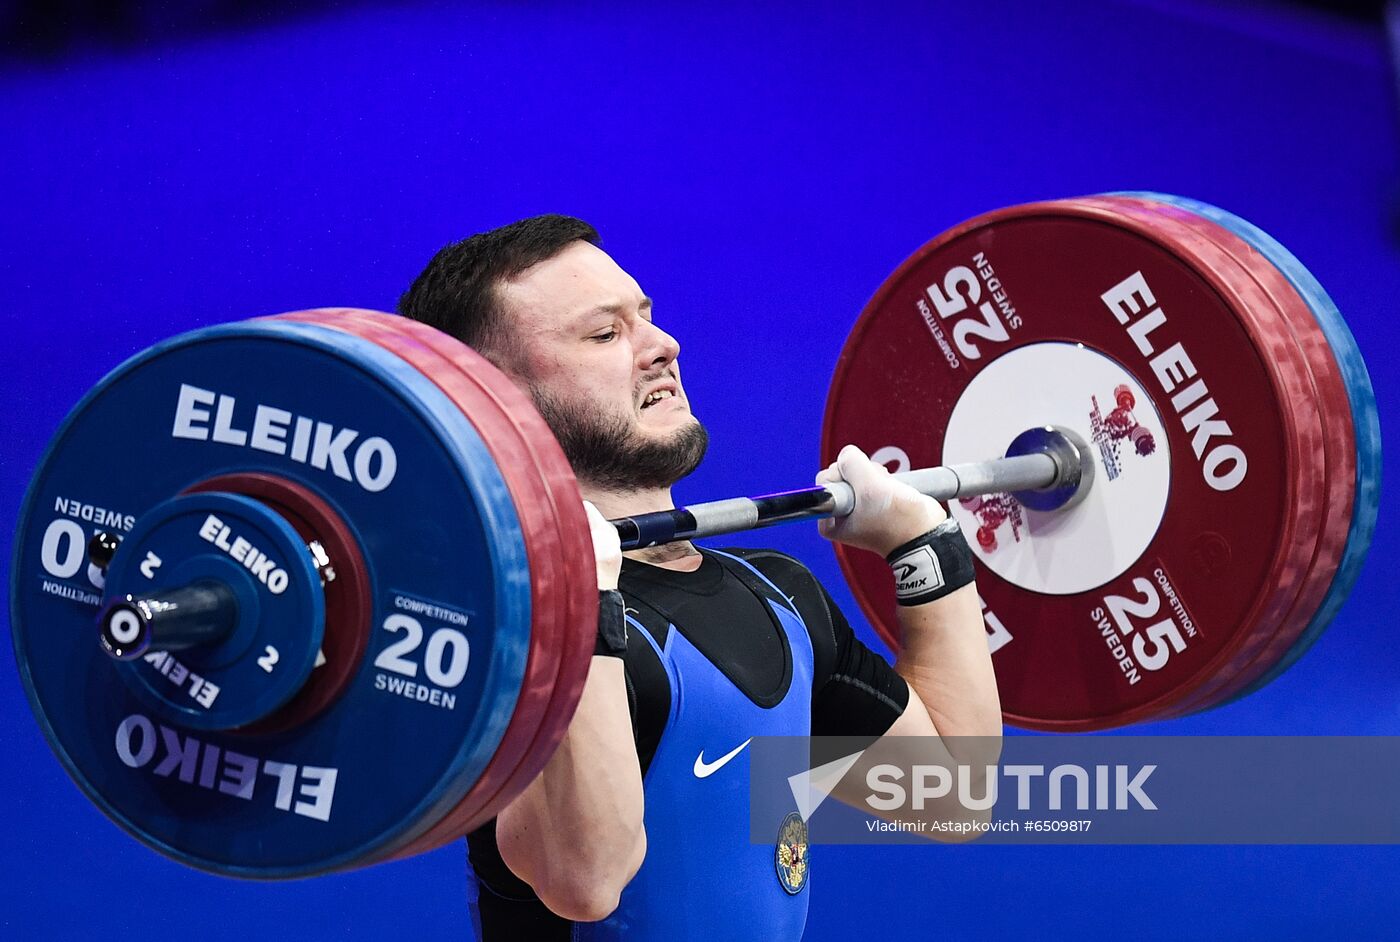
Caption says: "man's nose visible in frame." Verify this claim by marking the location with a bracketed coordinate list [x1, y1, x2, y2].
[637, 320, 681, 368]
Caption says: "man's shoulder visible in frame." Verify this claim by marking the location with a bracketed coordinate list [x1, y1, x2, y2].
[717, 545, 804, 567]
[714, 547, 823, 595]
[714, 548, 846, 658]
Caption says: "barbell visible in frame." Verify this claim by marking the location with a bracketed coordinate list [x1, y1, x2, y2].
[9, 193, 1380, 878]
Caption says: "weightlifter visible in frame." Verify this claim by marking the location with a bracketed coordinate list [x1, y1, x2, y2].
[400, 216, 1001, 938]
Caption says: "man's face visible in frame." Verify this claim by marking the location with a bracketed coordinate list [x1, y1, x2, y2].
[496, 241, 708, 490]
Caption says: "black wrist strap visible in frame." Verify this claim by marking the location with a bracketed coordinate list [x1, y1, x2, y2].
[595, 589, 628, 657]
[884, 519, 976, 606]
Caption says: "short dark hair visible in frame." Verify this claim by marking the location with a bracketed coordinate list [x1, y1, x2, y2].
[398, 214, 601, 361]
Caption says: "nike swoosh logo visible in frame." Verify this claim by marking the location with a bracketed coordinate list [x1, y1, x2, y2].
[693, 738, 753, 778]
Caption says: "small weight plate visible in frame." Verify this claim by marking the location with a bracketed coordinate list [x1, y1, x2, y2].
[184, 472, 373, 735]
[822, 198, 1327, 730]
[11, 319, 531, 876]
[99, 490, 325, 729]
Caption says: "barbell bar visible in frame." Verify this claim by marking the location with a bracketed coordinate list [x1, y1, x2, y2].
[611, 426, 1090, 550]
[89, 425, 1089, 662]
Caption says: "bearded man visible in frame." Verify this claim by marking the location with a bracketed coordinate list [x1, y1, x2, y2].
[399, 215, 1000, 939]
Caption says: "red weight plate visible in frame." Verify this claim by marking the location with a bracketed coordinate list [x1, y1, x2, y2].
[183, 472, 373, 734]
[357, 312, 595, 853]
[271, 309, 569, 856]
[1072, 197, 1342, 715]
[275, 310, 595, 853]
[822, 200, 1326, 730]
[1087, 195, 1356, 714]
[304, 312, 573, 856]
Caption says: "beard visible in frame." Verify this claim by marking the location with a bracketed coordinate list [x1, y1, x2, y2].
[530, 388, 709, 491]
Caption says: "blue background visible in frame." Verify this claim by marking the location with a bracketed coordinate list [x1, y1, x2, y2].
[2, 0, 1396, 937]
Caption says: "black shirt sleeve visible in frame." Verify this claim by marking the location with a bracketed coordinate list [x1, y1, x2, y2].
[737, 550, 909, 738]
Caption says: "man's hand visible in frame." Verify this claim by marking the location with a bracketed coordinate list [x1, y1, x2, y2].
[815, 450, 1003, 747]
[816, 444, 948, 556]
[584, 500, 622, 591]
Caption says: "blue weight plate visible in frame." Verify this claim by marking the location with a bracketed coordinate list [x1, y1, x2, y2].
[11, 320, 531, 877]
[1113, 192, 1381, 696]
[101, 491, 325, 730]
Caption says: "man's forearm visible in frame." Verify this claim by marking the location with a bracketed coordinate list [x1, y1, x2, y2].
[496, 655, 646, 920]
[894, 583, 1002, 740]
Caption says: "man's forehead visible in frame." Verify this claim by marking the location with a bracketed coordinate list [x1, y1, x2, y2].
[498, 241, 647, 328]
